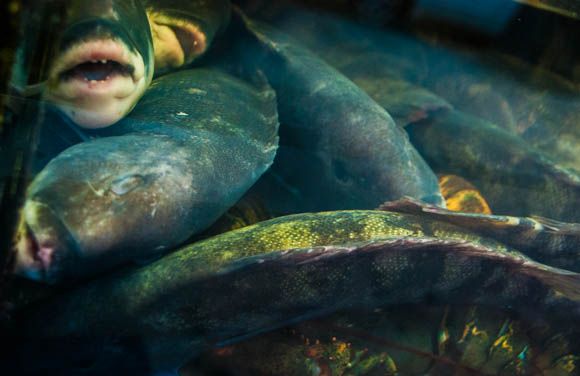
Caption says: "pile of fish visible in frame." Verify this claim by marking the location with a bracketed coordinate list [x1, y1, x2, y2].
[4, 1, 580, 375]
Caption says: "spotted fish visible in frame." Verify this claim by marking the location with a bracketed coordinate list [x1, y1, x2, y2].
[10, 209, 580, 373]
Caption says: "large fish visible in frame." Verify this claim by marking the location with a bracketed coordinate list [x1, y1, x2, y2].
[226, 11, 444, 213]
[266, 8, 580, 222]
[425, 60, 580, 174]
[406, 110, 580, 222]
[20, 0, 230, 128]
[10, 209, 580, 374]
[13, 67, 279, 283]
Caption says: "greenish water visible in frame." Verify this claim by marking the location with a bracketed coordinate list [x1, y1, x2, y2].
[1, 1, 580, 375]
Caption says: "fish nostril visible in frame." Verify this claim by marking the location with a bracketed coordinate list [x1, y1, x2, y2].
[110, 174, 145, 195]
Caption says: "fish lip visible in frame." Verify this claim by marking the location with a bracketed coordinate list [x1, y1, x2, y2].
[162, 22, 206, 64]
[44, 37, 152, 128]
[148, 12, 208, 70]
[49, 38, 141, 88]
[16, 225, 51, 281]
[14, 201, 80, 284]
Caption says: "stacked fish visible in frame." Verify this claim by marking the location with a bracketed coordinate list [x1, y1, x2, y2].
[4, 1, 580, 375]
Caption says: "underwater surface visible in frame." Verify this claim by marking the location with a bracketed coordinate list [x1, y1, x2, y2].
[0, 0, 579, 375]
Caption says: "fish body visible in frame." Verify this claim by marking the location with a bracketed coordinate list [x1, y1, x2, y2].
[258, 7, 580, 222]
[427, 61, 580, 174]
[383, 197, 580, 273]
[229, 11, 444, 213]
[406, 110, 580, 222]
[13, 209, 580, 373]
[14, 67, 279, 283]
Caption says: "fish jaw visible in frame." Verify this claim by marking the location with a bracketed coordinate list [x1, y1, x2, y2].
[13, 200, 78, 284]
[147, 12, 208, 73]
[44, 38, 153, 128]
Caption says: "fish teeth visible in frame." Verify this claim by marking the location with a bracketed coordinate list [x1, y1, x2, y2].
[100, 59, 107, 64]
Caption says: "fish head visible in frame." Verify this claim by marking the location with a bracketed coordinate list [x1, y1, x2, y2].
[144, 0, 231, 73]
[42, 0, 154, 129]
[14, 135, 197, 283]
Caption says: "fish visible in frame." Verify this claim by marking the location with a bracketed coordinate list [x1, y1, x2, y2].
[267, 9, 580, 222]
[31, 0, 156, 128]
[406, 110, 580, 222]
[18, 0, 231, 128]
[226, 10, 445, 213]
[10, 209, 580, 373]
[188, 304, 580, 375]
[13, 67, 279, 283]
[144, 0, 231, 74]
[382, 196, 580, 273]
[426, 60, 580, 175]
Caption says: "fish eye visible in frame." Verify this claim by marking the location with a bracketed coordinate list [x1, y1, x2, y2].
[110, 174, 145, 195]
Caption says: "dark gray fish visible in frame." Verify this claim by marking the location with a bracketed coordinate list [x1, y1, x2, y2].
[33, 0, 156, 128]
[406, 110, 580, 222]
[336, 54, 452, 128]
[13, 210, 580, 374]
[263, 6, 580, 176]
[426, 61, 580, 174]
[228, 11, 444, 213]
[13, 67, 279, 283]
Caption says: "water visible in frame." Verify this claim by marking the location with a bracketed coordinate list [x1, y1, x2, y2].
[1, 0, 579, 375]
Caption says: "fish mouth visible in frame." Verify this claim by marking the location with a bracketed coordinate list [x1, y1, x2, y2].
[14, 224, 53, 282]
[148, 13, 207, 72]
[59, 58, 134, 83]
[13, 201, 78, 284]
[168, 23, 206, 63]
[44, 38, 152, 128]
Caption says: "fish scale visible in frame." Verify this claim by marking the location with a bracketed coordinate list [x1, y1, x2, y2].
[15, 67, 279, 283]
[12, 209, 580, 373]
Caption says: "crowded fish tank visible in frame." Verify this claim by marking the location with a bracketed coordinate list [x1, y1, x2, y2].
[1, 0, 579, 374]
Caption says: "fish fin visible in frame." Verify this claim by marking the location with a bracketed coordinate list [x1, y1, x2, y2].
[380, 196, 548, 234]
[379, 196, 450, 215]
[530, 215, 580, 235]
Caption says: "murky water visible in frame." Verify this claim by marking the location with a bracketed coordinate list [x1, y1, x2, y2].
[1, 1, 579, 375]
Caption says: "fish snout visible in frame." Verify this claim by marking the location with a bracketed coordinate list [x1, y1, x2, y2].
[147, 12, 209, 73]
[44, 21, 153, 128]
[14, 200, 79, 284]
